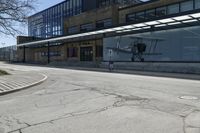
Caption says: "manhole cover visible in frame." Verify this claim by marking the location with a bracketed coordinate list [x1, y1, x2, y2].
[179, 96, 198, 100]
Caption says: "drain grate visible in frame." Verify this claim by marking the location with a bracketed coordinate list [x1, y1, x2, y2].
[179, 96, 198, 100]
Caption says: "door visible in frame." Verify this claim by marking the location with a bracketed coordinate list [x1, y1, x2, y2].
[80, 46, 93, 61]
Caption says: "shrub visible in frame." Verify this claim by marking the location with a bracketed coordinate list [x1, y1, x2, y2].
[0, 70, 9, 75]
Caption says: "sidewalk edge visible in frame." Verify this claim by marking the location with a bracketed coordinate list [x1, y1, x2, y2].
[0, 74, 48, 96]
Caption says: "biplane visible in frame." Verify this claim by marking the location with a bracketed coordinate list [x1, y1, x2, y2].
[106, 35, 165, 62]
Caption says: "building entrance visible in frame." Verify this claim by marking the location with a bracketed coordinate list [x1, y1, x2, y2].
[80, 46, 93, 61]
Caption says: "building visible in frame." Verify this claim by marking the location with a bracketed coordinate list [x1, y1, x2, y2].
[104, 0, 200, 62]
[17, 0, 200, 64]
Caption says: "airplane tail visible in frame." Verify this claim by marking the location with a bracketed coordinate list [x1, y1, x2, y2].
[116, 36, 122, 54]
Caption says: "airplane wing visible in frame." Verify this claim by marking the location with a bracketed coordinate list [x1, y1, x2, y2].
[184, 36, 200, 39]
[143, 53, 162, 55]
[106, 47, 132, 53]
[128, 35, 165, 41]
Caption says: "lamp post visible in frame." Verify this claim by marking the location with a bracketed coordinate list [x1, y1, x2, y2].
[1, 43, 5, 60]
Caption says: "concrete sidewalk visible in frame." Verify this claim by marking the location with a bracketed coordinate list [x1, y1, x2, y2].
[3, 62, 200, 81]
[50, 65, 200, 81]
[0, 71, 47, 95]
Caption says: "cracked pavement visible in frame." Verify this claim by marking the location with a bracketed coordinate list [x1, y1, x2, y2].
[0, 62, 200, 133]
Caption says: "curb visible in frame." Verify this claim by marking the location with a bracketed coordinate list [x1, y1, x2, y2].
[53, 66, 200, 81]
[0, 74, 48, 96]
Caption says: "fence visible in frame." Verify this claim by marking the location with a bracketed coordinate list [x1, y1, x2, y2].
[0, 45, 17, 62]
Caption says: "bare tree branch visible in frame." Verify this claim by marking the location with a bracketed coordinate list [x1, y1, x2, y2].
[0, 0, 36, 37]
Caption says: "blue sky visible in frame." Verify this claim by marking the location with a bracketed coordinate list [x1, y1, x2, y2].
[0, 0, 63, 48]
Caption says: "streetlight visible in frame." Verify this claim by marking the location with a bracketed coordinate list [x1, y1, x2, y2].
[1, 43, 5, 60]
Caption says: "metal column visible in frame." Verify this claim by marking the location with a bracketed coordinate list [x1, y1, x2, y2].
[47, 42, 50, 64]
[23, 46, 26, 63]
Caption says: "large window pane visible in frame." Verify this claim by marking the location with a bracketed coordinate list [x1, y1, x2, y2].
[146, 9, 155, 19]
[69, 0, 73, 16]
[68, 26, 79, 34]
[195, 0, 200, 9]
[98, 0, 112, 7]
[167, 4, 179, 14]
[96, 19, 112, 29]
[156, 7, 166, 17]
[80, 23, 94, 32]
[126, 13, 136, 22]
[180, 1, 193, 12]
[135, 12, 145, 21]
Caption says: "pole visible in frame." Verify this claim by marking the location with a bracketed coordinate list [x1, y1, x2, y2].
[23, 46, 26, 63]
[47, 42, 50, 64]
[9, 47, 11, 62]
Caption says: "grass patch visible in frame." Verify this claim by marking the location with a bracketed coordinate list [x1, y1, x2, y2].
[0, 70, 9, 76]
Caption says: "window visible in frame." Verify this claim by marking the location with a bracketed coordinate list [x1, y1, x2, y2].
[50, 51, 61, 56]
[69, 0, 73, 16]
[52, 20, 62, 36]
[146, 9, 155, 19]
[96, 45, 103, 57]
[76, 0, 81, 13]
[41, 51, 61, 57]
[167, 4, 179, 15]
[73, 0, 76, 15]
[96, 19, 112, 29]
[64, 1, 69, 16]
[195, 0, 200, 9]
[80, 23, 94, 32]
[135, 12, 145, 21]
[67, 47, 78, 57]
[68, 26, 79, 34]
[156, 7, 166, 17]
[98, 0, 112, 7]
[104, 19, 112, 27]
[180, 1, 193, 12]
[41, 52, 47, 57]
[126, 13, 136, 22]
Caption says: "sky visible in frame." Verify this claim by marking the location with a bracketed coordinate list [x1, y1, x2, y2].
[0, 0, 63, 48]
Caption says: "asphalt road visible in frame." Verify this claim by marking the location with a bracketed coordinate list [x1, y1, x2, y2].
[0, 62, 200, 133]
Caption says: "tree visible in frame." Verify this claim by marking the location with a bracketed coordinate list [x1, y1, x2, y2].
[0, 0, 35, 36]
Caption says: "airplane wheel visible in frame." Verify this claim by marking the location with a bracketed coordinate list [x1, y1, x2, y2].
[141, 58, 144, 62]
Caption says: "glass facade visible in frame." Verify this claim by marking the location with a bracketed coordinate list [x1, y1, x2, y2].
[28, 0, 82, 38]
[28, 0, 145, 39]
[97, 0, 142, 7]
[126, 0, 200, 23]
